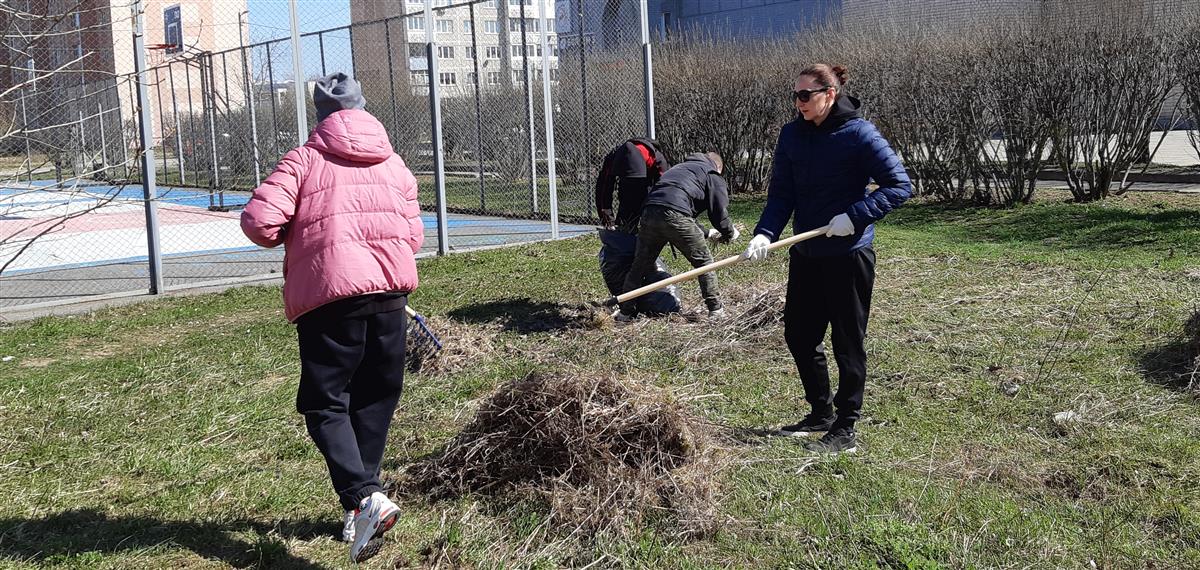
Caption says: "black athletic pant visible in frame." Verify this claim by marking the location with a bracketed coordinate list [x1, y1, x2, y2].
[296, 300, 407, 511]
[784, 247, 875, 428]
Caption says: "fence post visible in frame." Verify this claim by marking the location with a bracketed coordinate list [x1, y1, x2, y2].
[168, 64, 186, 185]
[288, 0, 308, 144]
[520, 1, 538, 214]
[470, 3, 485, 211]
[97, 100, 109, 176]
[640, 0, 655, 140]
[577, 0, 589, 167]
[19, 88, 32, 183]
[539, 0, 558, 238]
[132, 0, 165, 294]
[202, 52, 220, 196]
[426, 0, 449, 255]
[238, 10, 261, 185]
[384, 22, 401, 138]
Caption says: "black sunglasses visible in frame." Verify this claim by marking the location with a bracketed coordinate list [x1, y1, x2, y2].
[791, 86, 832, 103]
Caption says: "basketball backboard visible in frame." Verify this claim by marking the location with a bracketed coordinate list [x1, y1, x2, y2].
[164, 4, 182, 54]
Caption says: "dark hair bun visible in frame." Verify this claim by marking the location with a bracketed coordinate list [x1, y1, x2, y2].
[832, 65, 849, 85]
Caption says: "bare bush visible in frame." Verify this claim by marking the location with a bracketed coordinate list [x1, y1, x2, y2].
[655, 36, 793, 193]
[1041, 4, 1180, 202]
[1179, 4, 1200, 162]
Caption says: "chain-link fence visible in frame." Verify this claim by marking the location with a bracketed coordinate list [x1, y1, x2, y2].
[0, 0, 654, 310]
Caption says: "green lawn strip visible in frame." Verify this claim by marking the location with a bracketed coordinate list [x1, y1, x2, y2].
[0, 193, 1197, 568]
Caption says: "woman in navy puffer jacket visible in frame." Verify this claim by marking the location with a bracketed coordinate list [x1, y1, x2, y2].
[744, 64, 912, 454]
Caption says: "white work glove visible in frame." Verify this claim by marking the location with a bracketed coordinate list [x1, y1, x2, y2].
[744, 233, 771, 261]
[729, 227, 741, 242]
[826, 213, 855, 237]
[706, 228, 721, 241]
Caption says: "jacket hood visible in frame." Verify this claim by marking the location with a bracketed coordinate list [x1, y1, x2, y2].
[801, 94, 862, 131]
[683, 152, 717, 172]
[306, 108, 394, 164]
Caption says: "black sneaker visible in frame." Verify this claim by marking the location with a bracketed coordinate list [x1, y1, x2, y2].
[776, 411, 836, 437]
[803, 426, 857, 454]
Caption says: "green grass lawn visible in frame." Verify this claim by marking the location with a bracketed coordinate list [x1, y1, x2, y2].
[1, 190, 1198, 568]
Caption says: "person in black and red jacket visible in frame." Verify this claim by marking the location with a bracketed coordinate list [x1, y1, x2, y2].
[595, 138, 680, 315]
[595, 137, 669, 232]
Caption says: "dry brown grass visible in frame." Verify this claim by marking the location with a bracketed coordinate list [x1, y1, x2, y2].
[401, 372, 731, 540]
[406, 315, 500, 377]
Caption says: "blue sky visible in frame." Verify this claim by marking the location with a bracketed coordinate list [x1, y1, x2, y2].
[246, 0, 353, 81]
[247, 0, 351, 41]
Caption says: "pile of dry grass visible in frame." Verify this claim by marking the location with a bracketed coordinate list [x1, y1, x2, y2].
[402, 372, 728, 538]
[406, 315, 499, 376]
[1185, 309, 1200, 392]
[721, 281, 787, 333]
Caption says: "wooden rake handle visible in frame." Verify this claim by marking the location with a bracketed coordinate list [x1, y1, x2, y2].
[602, 225, 829, 307]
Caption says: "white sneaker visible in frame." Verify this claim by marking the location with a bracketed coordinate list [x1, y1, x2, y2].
[349, 491, 400, 563]
[611, 308, 635, 322]
[708, 308, 727, 321]
[341, 510, 355, 543]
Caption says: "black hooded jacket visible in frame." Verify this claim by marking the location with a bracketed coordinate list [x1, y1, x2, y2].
[643, 153, 735, 237]
[594, 138, 669, 225]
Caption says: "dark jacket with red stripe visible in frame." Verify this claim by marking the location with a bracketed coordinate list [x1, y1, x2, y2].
[595, 138, 668, 226]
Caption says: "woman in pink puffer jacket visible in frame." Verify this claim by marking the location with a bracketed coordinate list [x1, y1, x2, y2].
[240, 72, 421, 564]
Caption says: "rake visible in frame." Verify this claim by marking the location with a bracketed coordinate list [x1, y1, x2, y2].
[405, 304, 443, 352]
[599, 226, 829, 308]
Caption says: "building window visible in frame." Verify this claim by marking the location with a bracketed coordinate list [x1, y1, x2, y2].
[546, 18, 555, 32]
[485, 45, 500, 59]
[463, 20, 472, 34]
[511, 44, 542, 58]
[484, 20, 498, 33]
[549, 43, 558, 57]
[437, 45, 454, 59]
[410, 71, 429, 85]
[511, 69, 523, 83]
[509, 0, 532, 6]
[509, 19, 538, 33]
[487, 71, 502, 85]
[549, 67, 558, 82]
[436, 19, 453, 33]
[407, 18, 424, 31]
[467, 72, 477, 84]
[464, 46, 475, 59]
[407, 0, 421, 4]
[439, 72, 456, 85]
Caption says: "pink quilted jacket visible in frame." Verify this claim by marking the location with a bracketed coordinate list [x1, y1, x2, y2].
[240, 109, 424, 322]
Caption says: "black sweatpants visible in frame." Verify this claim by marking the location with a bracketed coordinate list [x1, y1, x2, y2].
[784, 246, 875, 428]
[296, 299, 407, 511]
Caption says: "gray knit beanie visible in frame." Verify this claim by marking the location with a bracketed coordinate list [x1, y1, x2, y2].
[313, 72, 366, 122]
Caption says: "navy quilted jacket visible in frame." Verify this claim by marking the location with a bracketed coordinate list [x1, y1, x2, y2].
[753, 94, 912, 256]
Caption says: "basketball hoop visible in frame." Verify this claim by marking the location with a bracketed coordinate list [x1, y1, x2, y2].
[146, 43, 178, 65]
